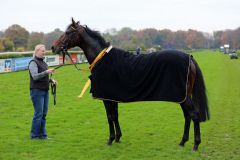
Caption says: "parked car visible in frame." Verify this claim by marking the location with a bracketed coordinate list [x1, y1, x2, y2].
[229, 50, 238, 59]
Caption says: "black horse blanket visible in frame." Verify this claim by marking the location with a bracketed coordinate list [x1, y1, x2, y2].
[89, 48, 191, 103]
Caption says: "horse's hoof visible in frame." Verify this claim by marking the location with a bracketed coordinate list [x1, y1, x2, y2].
[107, 140, 113, 145]
[107, 137, 115, 145]
[192, 146, 198, 151]
[115, 139, 121, 143]
[179, 141, 186, 147]
[179, 143, 184, 147]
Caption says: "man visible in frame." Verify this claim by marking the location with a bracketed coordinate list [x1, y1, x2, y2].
[28, 44, 57, 139]
[136, 47, 141, 55]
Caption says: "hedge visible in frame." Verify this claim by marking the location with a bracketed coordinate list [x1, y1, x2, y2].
[0, 51, 83, 59]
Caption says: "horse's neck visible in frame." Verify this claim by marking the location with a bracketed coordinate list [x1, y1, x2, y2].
[79, 35, 103, 64]
[84, 48, 97, 64]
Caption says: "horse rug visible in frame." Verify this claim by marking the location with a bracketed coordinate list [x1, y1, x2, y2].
[89, 48, 191, 103]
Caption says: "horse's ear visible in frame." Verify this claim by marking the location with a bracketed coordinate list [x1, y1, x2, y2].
[76, 21, 80, 25]
[71, 17, 76, 26]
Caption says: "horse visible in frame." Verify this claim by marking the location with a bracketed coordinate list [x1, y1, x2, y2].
[51, 18, 210, 151]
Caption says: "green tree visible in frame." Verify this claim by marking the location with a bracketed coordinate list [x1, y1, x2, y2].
[0, 40, 5, 52]
[173, 30, 187, 49]
[4, 24, 29, 50]
[213, 31, 223, 48]
[140, 28, 159, 48]
[43, 28, 64, 50]
[159, 29, 174, 48]
[0, 31, 4, 38]
[28, 32, 44, 50]
[2, 38, 14, 51]
[220, 30, 233, 46]
[185, 29, 206, 49]
[232, 28, 240, 49]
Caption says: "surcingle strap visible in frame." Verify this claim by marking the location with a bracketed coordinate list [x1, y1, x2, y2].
[79, 45, 112, 98]
[89, 45, 112, 71]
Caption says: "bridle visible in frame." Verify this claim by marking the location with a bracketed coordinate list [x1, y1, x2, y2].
[53, 24, 91, 71]
[54, 48, 81, 70]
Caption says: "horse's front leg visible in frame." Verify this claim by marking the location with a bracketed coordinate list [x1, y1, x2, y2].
[103, 100, 115, 145]
[112, 102, 122, 143]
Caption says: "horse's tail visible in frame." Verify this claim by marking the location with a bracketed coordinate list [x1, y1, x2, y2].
[191, 57, 210, 122]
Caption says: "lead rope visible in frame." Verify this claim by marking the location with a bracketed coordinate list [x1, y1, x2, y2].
[49, 52, 65, 106]
[50, 74, 57, 106]
[50, 50, 90, 105]
[49, 52, 66, 106]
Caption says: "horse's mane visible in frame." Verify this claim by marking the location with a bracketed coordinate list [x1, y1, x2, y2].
[84, 26, 110, 47]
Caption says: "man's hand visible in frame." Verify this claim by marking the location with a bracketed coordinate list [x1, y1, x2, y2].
[50, 79, 58, 85]
[46, 69, 55, 74]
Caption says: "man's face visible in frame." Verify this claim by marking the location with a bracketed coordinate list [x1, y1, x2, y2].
[36, 47, 46, 58]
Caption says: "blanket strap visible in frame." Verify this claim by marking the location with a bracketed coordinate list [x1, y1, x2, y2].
[78, 79, 91, 98]
[78, 45, 112, 98]
[89, 45, 112, 71]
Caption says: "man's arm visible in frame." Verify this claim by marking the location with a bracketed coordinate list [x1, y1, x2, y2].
[29, 61, 48, 80]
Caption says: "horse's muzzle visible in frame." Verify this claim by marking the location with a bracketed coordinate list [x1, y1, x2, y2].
[51, 46, 63, 54]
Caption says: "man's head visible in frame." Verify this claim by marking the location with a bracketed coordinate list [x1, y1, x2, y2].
[34, 44, 46, 58]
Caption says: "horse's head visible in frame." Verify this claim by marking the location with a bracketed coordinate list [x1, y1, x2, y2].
[52, 18, 110, 63]
[51, 18, 82, 54]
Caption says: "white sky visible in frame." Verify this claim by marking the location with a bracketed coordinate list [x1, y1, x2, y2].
[1, 0, 240, 33]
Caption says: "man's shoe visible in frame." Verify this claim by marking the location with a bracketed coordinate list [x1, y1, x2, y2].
[40, 136, 51, 140]
[31, 137, 40, 140]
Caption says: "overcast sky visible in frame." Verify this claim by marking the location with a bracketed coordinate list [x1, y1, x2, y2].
[1, 0, 240, 33]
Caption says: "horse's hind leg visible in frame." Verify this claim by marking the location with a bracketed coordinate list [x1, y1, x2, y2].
[181, 60, 201, 150]
[193, 121, 201, 151]
[103, 100, 115, 145]
[185, 98, 201, 151]
[112, 102, 122, 143]
[179, 102, 191, 147]
[180, 97, 201, 151]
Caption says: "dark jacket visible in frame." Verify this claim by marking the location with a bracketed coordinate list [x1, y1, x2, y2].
[29, 56, 49, 90]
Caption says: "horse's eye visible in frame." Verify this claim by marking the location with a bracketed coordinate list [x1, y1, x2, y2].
[66, 30, 74, 35]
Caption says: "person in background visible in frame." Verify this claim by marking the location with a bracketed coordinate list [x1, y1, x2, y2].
[136, 47, 141, 55]
[28, 44, 57, 140]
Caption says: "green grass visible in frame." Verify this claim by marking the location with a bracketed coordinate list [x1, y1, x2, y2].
[0, 50, 240, 160]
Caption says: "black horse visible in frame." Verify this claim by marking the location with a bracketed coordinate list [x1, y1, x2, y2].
[51, 18, 210, 151]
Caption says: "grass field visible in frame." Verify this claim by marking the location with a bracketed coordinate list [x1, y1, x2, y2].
[0, 50, 240, 160]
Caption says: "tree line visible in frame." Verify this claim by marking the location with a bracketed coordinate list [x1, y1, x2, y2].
[0, 24, 240, 52]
